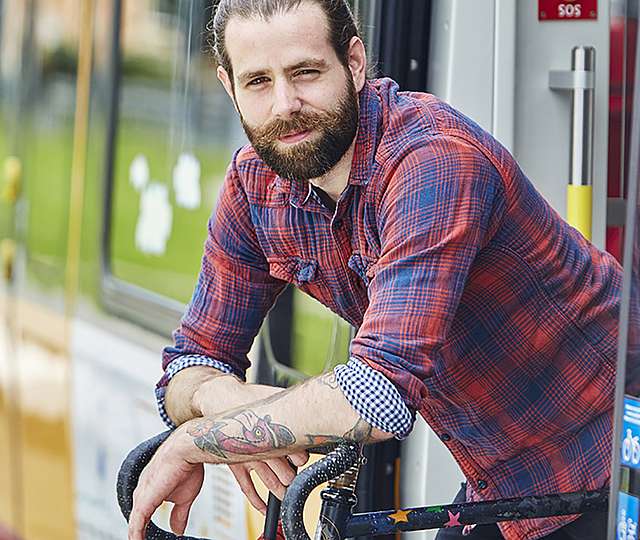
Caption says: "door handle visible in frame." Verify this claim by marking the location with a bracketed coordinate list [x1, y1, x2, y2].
[2, 156, 22, 204]
[1, 239, 15, 281]
[549, 46, 596, 241]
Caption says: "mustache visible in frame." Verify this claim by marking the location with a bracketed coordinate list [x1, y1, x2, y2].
[255, 111, 332, 142]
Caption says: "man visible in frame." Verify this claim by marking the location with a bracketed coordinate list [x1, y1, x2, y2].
[128, 1, 620, 539]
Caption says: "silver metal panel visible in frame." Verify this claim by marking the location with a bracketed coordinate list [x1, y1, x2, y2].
[512, 1, 610, 248]
[493, 0, 517, 154]
[427, 0, 496, 131]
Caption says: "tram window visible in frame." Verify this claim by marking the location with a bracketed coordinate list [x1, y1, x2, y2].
[107, 1, 243, 304]
[7, 1, 79, 288]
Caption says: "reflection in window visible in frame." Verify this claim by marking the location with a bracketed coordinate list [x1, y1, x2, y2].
[18, 0, 80, 288]
[110, 0, 244, 303]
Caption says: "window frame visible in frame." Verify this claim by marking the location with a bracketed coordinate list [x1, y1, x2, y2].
[100, 0, 185, 337]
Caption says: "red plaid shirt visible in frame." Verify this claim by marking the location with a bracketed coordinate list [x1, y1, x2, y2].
[159, 78, 620, 539]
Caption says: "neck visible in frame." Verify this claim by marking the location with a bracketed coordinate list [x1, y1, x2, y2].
[307, 141, 356, 202]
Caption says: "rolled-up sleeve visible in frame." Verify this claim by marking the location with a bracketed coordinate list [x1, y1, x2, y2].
[348, 135, 505, 417]
[156, 150, 287, 422]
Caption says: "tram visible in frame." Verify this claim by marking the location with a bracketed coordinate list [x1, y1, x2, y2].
[0, 1, 632, 539]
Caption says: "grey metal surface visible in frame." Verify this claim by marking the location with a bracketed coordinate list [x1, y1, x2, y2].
[569, 47, 596, 187]
[512, 2, 610, 248]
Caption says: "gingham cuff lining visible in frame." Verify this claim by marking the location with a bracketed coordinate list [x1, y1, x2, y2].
[334, 357, 415, 439]
[155, 355, 235, 428]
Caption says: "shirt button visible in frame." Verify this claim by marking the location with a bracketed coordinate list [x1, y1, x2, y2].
[477, 480, 488, 490]
[440, 433, 452, 442]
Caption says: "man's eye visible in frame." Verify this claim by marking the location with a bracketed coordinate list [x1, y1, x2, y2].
[295, 69, 319, 78]
[248, 77, 268, 87]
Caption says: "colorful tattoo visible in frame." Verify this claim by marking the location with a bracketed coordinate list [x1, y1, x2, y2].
[188, 411, 295, 458]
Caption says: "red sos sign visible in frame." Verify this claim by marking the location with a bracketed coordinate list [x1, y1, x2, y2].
[539, 0, 598, 20]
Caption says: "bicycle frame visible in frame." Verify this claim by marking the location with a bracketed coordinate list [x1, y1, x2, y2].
[117, 432, 609, 540]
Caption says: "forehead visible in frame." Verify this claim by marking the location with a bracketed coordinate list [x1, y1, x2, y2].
[224, 2, 337, 74]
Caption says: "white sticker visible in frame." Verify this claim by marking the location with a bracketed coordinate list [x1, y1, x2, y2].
[135, 182, 173, 256]
[173, 152, 201, 210]
[129, 154, 150, 192]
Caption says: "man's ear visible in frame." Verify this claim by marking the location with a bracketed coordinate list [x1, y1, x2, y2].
[346, 36, 367, 93]
[217, 66, 239, 113]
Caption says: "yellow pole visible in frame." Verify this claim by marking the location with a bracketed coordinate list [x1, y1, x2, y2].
[567, 184, 592, 241]
[64, 0, 96, 348]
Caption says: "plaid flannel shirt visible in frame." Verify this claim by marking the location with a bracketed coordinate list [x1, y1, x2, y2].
[157, 78, 621, 540]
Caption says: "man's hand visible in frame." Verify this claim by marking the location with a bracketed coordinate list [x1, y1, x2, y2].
[194, 375, 310, 511]
[128, 429, 203, 540]
[228, 451, 309, 514]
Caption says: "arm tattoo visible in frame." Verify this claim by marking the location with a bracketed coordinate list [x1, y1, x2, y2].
[305, 417, 373, 446]
[187, 411, 295, 458]
[344, 417, 373, 442]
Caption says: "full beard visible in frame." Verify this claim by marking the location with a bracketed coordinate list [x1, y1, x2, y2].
[241, 77, 359, 181]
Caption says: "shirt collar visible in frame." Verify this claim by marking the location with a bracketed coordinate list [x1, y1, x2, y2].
[349, 79, 382, 186]
[269, 79, 383, 203]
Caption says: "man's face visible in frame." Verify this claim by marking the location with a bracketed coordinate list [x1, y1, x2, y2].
[219, 2, 363, 181]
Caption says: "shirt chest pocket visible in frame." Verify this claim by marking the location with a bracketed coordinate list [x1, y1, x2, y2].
[347, 251, 377, 286]
[268, 256, 319, 285]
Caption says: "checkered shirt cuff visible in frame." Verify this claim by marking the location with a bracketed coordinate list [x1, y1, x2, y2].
[334, 357, 415, 439]
[155, 355, 235, 428]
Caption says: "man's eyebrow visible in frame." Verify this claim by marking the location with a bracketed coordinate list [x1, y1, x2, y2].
[237, 59, 329, 83]
[286, 58, 329, 71]
[238, 69, 268, 83]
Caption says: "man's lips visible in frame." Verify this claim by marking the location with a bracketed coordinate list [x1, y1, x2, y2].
[278, 130, 311, 143]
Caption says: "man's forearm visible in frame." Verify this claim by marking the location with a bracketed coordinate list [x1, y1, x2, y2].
[175, 372, 393, 465]
[164, 365, 285, 426]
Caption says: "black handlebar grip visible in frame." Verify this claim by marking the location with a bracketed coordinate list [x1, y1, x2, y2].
[116, 430, 208, 540]
[280, 443, 360, 540]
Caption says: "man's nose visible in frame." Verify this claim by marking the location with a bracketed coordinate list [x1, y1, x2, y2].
[272, 79, 303, 118]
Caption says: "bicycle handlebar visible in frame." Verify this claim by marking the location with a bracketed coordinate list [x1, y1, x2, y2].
[280, 442, 361, 540]
[117, 431, 354, 540]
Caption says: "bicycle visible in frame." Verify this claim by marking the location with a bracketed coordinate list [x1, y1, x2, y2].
[117, 430, 609, 539]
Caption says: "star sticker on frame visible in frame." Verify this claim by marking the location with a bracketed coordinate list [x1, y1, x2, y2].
[388, 509, 412, 524]
[444, 510, 462, 527]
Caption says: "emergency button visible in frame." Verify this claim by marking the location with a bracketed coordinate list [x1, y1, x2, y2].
[477, 480, 488, 490]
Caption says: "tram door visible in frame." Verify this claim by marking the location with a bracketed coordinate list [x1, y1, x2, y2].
[0, 0, 89, 538]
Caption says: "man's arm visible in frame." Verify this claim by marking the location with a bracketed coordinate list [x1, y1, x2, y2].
[129, 372, 392, 539]
[176, 371, 392, 464]
[164, 366, 284, 426]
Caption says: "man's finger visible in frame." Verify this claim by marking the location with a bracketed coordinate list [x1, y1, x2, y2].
[288, 450, 309, 467]
[229, 464, 267, 514]
[128, 501, 151, 540]
[264, 457, 296, 486]
[129, 483, 161, 540]
[252, 461, 286, 499]
[170, 502, 192, 535]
